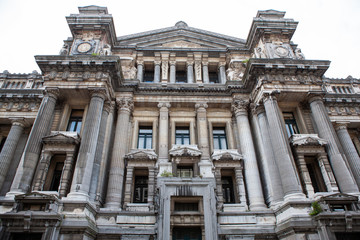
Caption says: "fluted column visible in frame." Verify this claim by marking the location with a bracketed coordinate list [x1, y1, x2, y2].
[263, 93, 304, 199]
[335, 123, 360, 188]
[253, 105, 284, 205]
[309, 95, 358, 193]
[169, 61, 176, 83]
[59, 152, 76, 197]
[105, 97, 133, 208]
[195, 103, 213, 178]
[123, 166, 134, 208]
[202, 62, 209, 83]
[89, 101, 111, 201]
[137, 61, 144, 82]
[10, 88, 59, 194]
[233, 100, 266, 210]
[0, 119, 25, 190]
[154, 61, 161, 83]
[32, 151, 52, 191]
[157, 103, 171, 175]
[218, 63, 226, 84]
[187, 61, 194, 83]
[68, 89, 106, 199]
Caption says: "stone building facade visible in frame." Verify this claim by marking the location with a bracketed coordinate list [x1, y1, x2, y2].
[0, 5, 360, 240]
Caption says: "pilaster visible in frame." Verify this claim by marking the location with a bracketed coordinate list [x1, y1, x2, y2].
[157, 102, 171, 176]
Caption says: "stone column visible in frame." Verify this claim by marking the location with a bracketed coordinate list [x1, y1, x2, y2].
[169, 61, 176, 83]
[148, 166, 155, 207]
[10, 88, 59, 194]
[214, 168, 224, 208]
[68, 88, 106, 200]
[105, 97, 134, 208]
[161, 60, 169, 83]
[255, 105, 284, 204]
[136, 61, 144, 82]
[335, 123, 360, 188]
[309, 95, 359, 193]
[187, 61, 194, 83]
[263, 93, 304, 199]
[232, 100, 266, 210]
[218, 63, 226, 84]
[0, 119, 25, 190]
[202, 62, 209, 83]
[234, 166, 247, 209]
[195, 103, 213, 178]
[154, 61, 161, 83]
[317, 153, 338, 192]
[89, 102, 111, 201]
[59, 152, 76, 197]
[123, 166, 134, 208]
[157, 103, 171, 175]
[297, 154, 315, 198]
[32, 151, 52, 191]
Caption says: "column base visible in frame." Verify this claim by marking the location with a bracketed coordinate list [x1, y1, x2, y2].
[249, 202, 267, 211]
[104, 202, 122, 210]
[284, 192, 306, 201]
[66, 191, 90, 201]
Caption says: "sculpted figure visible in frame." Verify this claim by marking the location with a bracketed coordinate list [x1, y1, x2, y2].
[255, 46, 266, 58]
[59, 43, 69, 55]
[129, 66, 137, 79]
[295, 48, 305, 60]
[100, 44, 112, 56]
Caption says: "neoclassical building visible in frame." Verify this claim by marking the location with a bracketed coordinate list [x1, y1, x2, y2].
[0, 5, 360, 240]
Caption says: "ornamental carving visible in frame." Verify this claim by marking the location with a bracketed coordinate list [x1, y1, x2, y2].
[290, 134, 327, 146]
[117, 97, 134, 111]
[232, 99, 249, 113]
[125, 149, 157, 161]
[169, 144, 202, 157]
[195, 102, 208, 110]
[158, 102, 171, 109]
[162, 61, 169, 80]
[195, 61, 202, 80]
[212, 149, 243, 161]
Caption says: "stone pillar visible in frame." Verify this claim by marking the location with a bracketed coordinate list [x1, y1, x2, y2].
[105, 97, 133, 208]
[136, 61, 144, 82]
[218, 63, 226, 84]
[263, 93, 304, 199]
[161, 60, 169, 83]
[32, 152, 52, 191]
[89, 102, 111, 201]
[194, 60, 202, 83]
[68, 88, 106, 200]
[309, 95, 359, 193]
[296, 154, 315, 198]
[195, 103, 213, 178]
[187, 61, 194, 83]
[214, 168, 224, 208]
[157, 103, 171, 175]
[317, 153, 338, 192]
[154, 61, 161, 83]
[169, 61, 176, 83]
[234, 166, 247, 209]
[202, 62, 209, 83]
[148, 166, 155, 206]
[232, 100, 266, 210]
[123, 166, 134, 208]
[0, 119, 25, 190]
[255, 105, 284, 204]
[335, 123, 360, 188]
[59, 152, 76, 197]
[10, 88, 59, 194]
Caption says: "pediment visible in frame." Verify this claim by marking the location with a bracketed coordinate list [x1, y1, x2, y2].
[290, 134, 327, 146]
[169, 145, 202, 157]
[42, 131, 80, 145]
[319, 193, 359, 202]
[125, 149, 157, 160]
[117, 22, 246, 49]
[15, 192, 58, 202]
[212, 149, 243, 161]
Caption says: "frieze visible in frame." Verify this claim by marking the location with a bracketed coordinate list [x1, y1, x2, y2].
[326, 104, 360, 116]
[212, 149, 243, 161]
[44, 70, 111, 82]
[0, 98, 41, 112]
[290, 134, 327, 146]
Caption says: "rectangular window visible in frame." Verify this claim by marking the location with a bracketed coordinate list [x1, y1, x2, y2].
[213, 127, 228, 149]
[137, 126, 152, 149]
[66, 109, 83, 133]
[133, 176, 148, 203]
[283, 112, 299, 137]
[143, 70, 154, 82]
[174, 202, 199, 211]
[209, 71, 219, 83]
[222, 176, 235, 203]
[177, 166, 193, 178]
[49, 162, 64, 191]
[44, 154, 65, 192]
[306, 158, 326, 193]
[175, 127, 190, 145]
[176, 70, 187, 83]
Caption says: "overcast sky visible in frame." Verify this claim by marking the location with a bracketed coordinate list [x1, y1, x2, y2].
[0, 0, 359, 78]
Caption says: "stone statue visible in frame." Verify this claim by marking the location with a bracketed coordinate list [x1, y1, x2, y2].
[226, 61, 245, 81]
[59, 43, 69, 55]
[100, 44, 111, 56]
[295, 48, 305, 60]
[255, 46, 267, 58]
[129, 66, 137, 79]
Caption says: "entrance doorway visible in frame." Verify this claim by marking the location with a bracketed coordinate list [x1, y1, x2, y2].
[172, 227, 202, 240]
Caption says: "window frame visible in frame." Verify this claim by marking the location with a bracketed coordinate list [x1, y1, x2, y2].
[283, 112, 300, 137]
[137, 126, 153, 149]
[175, 126, 190, 145]
[66, 109, 84, 133]
[213, 127, 228, 150]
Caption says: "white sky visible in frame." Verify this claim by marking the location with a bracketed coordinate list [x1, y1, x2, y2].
[0, 0, 359, 78]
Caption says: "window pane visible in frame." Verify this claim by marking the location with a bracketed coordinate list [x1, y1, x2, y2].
[213, 127, 227, 149]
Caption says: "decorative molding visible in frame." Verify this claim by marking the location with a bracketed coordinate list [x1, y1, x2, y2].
[125, 149, 157, 161]
[169, 144, 202, 157]
[117, 97, 134, 111]
[290, 134, 327, 146]
[211, 149, 243, 161]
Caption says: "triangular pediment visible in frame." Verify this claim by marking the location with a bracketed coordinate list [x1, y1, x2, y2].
[169, 144, 202, 157]
[125, 149, 157, 160]
[117, 22, 246, 49]
[212, 149, 243, 161]
[42, 131, 80, 145]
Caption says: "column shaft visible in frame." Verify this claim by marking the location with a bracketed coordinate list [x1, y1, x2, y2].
[0, 120, 25, 189]
[187, 63, 194, 83]
[157, 103, 171, 175]
[309, 97, 358, 193]
[137, 64, 144, 82]
[202, 64, 209, 83]
[264, 95, 304, 198]
[218, 65, 226, 84]
[59, 153, 75, 197]
[169, 63, 176, 83]
[154, 63, 161, 83]
[105, 98, 133, 208]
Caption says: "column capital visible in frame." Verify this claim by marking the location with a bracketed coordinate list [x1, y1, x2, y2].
[158, 102, 171, 109]
[232, 99, 249, 115]
[136, 60, 144, 65]
[116, 97, 134, 112]
[308, 91, 325, 104]
[262, 90, 280, 103]
[89, 88, 107, 100]
[195, 102, 208, 111]
[103, 100, 115, 114]
[169, 61, 176, 66]
[335, 122, 350, 131]
[154, 60, 161, 66]
[45, 87, 60, 100]
[218, 62, 226, 68]
[186, 61, 194, 66]
[202, 61, 209, 66]
[9, 118, 27, 128]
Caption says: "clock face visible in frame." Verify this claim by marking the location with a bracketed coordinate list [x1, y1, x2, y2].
[77, 42, 92, 53]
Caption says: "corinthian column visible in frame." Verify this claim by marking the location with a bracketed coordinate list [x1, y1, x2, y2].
[309, 95, 358, 193]
[233, 100, 266, 210]
[10, 88, 59, 194]
[263, 93, 304, 199]
[0, 119, 25, 190]
[157, 103, 171, 175]
[68, 88, 106, 199]
[105, 97, 133, 208]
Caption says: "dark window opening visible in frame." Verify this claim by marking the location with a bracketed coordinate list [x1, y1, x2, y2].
[143, 70, 154, 82]
[177, 166, 193, 178]
[176, 70, 187, 83]
[175, 127, 190, 145]
[283, 112, 299, 137]
[44, 155, 65, 192]
[11, 233, 43, 240]
[213, 127, 228, 150]
[330, 204, 352, 212]
[174, 202, 199, 211]
[209, 71, 219, 83]
[49, 162, 64, 191]
[172, 227, 202, 240]
[138, 126, 152, 149]
[222, 176, 235, 203]
[133, 176, 148, 203]
[0, 137, 7, 152]
[306, 158, 326, 193]
[67, 109, 83, 133]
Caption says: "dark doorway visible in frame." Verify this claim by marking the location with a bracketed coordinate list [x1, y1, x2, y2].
[172, 227, 202, 240]
[335, 232, 360, 240]
[11, 233, 43, 240]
